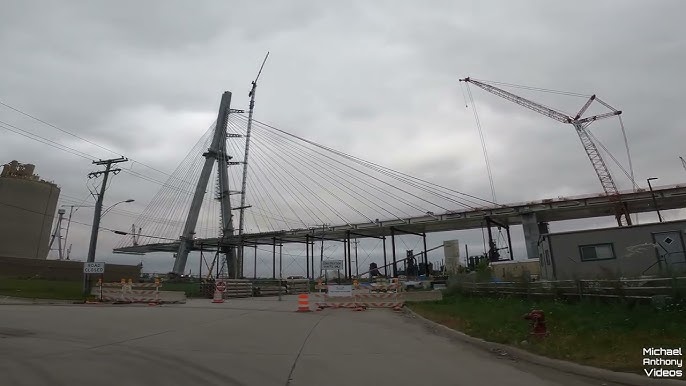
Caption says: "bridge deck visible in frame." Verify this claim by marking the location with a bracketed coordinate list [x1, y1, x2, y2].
[114, 184, 686, 253]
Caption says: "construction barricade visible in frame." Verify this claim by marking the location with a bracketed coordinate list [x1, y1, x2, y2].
[90, 279, 186, 304]
[311, 283, 405, 311]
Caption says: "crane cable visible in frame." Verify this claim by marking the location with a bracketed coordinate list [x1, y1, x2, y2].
[464, 83, 498, 204]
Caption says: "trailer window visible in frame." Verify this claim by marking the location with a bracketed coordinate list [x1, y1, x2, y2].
[579, 243, 615, 261]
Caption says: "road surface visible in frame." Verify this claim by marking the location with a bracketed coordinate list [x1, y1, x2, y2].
[0, 296, 623, 385]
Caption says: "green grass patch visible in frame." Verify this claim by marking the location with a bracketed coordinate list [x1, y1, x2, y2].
[0, 278, 83, 300]
[0, 279, 201, 300]
[409, 294, 686, 374]
[160, 282, 203, 298]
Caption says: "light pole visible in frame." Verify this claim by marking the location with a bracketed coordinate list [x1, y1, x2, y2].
[646, 178, 663, 223]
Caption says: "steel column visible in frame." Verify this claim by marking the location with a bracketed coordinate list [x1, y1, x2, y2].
[391, 228, 397, 277]
[343, 238, 348, 279]
[382, 236, 388, 276]
[346, 231, 352, 279]
[306, 235, 310, 279]
[422, 232, 428, 276]
[272, 237, 276, 279]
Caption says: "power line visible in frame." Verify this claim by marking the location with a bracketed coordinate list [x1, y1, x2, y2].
[0, 100, 180, 180]
[0, 200, 177, 241]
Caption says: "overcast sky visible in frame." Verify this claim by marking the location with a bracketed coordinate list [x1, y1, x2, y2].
[1, 0, 685, 276]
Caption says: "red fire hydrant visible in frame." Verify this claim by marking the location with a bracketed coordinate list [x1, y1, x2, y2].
[523, 309, 548, 337]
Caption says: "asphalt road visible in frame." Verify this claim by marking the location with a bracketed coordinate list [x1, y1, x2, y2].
[0, 297, 624, 386]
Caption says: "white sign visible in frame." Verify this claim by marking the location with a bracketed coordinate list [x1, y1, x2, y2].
[83, 262, 105, 274]
[328, 285, 353, 297]
[321, 260, 343, 270]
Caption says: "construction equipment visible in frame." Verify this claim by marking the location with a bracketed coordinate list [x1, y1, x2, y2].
[680, 156, 686, 173]
[459, 77, 632, 227]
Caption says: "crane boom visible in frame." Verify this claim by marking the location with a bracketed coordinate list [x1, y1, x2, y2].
[461, 77, 571, 124]
[460, 77, 632, 226]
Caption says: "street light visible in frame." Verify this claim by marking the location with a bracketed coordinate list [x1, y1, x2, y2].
[102, 199, 135, 218]
[646, 178, 663, 223]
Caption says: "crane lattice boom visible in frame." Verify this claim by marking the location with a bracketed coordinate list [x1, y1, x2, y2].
[460, 77, 631, 226]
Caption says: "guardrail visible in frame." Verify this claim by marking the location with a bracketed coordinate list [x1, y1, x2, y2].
[450, 277, 686, 300]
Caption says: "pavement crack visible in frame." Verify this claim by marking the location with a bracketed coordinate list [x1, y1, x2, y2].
[87, 329, 175, 350]
[285, 315, 325, 386]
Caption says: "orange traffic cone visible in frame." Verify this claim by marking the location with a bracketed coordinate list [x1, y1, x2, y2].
[296, 293, 311, 312]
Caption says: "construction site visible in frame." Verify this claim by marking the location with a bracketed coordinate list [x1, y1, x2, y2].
[2, 3, 686, 384]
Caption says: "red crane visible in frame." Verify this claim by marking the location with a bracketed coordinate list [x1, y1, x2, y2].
[459, 77, 632, 227]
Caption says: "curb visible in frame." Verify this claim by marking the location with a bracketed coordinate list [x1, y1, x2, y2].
[403, 307, 685, 386]
[0, 296, 76, 305]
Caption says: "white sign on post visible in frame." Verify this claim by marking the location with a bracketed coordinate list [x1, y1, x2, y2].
[83, 262, 105, 274]
[328, 285, 353, 297]
[321, 260, 343, 270]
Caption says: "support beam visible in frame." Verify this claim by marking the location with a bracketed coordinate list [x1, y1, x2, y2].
[522, 213, 541, 260]
[306, 235, 310, 279]
[272, 237, 276, 279]
[253, 245, 257, 280]
[391, 228, 397, 277]
[392, 228, 425, 237]
[348, 231, 385, 240]
[346, 231, 352, 279]
[506, 225, 514, 260]
[382, 236, 388, 277]
[422, 232, 428, 276]
[311, 240, 315, 279]
[343, 238, 348, 279]
[485, 216, 514, 261]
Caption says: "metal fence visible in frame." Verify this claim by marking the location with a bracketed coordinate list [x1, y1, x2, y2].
[450, 277, 686, 300]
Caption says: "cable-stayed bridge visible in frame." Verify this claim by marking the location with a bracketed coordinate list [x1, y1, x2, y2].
[113, 91, 686, 278]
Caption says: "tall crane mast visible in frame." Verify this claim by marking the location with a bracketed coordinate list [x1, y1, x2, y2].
[460, 77, 632, 227]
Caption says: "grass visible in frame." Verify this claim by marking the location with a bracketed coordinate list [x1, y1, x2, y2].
[409, 294, 686, 374]
[0, 278, 83, 300]
[160, 282, 203, 297]
[0, 279, 201, 300]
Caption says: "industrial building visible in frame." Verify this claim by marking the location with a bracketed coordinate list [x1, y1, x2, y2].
[0, 160, 60, 259]
[538, 219, 686, 280]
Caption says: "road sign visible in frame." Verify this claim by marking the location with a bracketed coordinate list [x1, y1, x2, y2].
[321, 260, 343, 270]
[83, 262, 105, 274]
[215, 281, 226, 292]
[328, 285, 353, 297]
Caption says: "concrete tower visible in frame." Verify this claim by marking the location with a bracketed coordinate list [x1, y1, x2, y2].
[0, 161, 60, 259]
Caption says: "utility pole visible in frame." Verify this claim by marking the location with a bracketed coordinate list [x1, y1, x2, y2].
[48, 209, 65, 260]
[83, 157, 127, 296]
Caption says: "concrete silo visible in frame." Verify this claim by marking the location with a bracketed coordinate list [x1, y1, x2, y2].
[0, 161, 60, 259]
